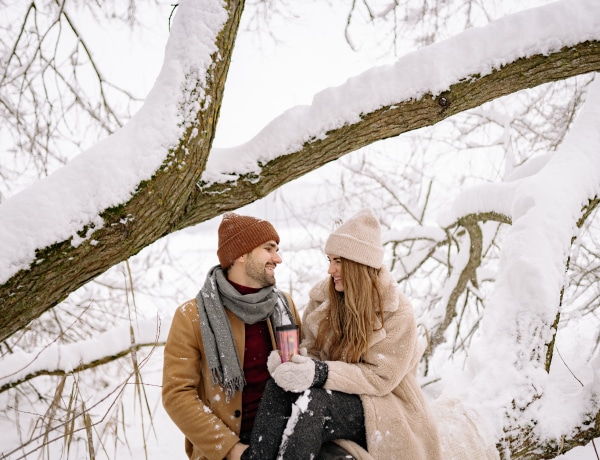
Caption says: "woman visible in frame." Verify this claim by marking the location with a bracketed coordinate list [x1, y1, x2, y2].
[240, 208, 442, 460]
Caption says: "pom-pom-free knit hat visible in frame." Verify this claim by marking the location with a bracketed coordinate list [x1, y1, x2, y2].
[324, 208, 384, 269]
[217, 213, 280, 268]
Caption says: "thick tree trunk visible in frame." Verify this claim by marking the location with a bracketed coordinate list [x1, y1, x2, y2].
[0, 37, 599, 343]
[0, 0, 245, 343]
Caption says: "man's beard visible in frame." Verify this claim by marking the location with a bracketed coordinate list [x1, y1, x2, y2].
[245, 254, 276, 287]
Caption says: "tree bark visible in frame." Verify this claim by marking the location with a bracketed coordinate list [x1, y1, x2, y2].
[1, 37, 599, 341]
[0, 0, 245, 342]
[503, 409, 600, 459]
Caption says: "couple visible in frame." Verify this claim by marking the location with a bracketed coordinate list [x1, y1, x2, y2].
[162, 209, 442, 460]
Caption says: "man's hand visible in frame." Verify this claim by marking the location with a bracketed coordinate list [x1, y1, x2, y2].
[225, 442, 248, 460]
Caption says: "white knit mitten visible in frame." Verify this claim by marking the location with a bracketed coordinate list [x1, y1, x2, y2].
[267, 350, 282, 376]
[272, 354, 315, 393]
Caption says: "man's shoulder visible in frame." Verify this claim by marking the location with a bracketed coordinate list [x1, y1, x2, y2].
[173, 298, 200, 319]
[272, 288, 295, 308]
[274, 289, 302, 327]
[275, 288, 293, 302]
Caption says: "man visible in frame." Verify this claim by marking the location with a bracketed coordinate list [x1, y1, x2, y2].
[162, 212, 301, 460]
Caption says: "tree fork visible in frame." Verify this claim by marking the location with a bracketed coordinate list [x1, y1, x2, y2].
[1, 37, 599, 342]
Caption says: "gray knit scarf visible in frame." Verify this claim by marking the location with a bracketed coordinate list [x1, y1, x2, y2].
[196, 265, 294, 401]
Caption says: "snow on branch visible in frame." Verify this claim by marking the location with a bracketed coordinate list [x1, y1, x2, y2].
[200, 0, 600, 184]
[0, 0, 228, 285]
[445, 76, 600, 440]
[0, 317, 169, 393]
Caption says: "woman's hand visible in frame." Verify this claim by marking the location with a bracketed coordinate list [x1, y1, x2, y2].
[272, 354, 316, 392]
[267, 349, 282, 376]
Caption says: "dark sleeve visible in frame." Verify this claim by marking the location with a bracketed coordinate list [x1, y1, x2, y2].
[312, 359, 329, 387]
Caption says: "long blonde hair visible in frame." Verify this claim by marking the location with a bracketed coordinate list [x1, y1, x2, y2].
[315, 258, 384, 363]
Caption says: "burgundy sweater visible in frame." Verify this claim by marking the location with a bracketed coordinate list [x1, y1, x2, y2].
[228, 280, 272, 433]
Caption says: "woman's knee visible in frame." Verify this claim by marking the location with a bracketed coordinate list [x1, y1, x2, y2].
[299, 388, 331, 415]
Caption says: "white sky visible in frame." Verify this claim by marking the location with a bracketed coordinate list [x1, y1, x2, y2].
[1, 0, 600, 458]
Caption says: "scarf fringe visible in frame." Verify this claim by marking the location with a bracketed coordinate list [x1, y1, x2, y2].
[210, 368, 223, 387]
[223, 375, 246, 403]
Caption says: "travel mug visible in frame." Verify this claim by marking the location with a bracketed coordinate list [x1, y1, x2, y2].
[275, 324, 299, 362]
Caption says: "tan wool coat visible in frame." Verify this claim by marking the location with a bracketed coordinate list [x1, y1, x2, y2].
[301, 268, 442, 460]
[162, 294, 300, 460]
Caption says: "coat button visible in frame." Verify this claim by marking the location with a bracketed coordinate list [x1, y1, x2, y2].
[234, 410, 241, 418]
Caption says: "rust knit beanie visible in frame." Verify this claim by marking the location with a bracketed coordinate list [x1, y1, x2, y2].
[324, 208, 384, 269]
[217, 212, 280, 268]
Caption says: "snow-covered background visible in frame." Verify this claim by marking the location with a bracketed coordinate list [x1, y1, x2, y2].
[1, 0, 599, 458]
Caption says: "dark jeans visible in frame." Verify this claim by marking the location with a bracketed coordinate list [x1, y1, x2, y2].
[241, 379, 366, 460]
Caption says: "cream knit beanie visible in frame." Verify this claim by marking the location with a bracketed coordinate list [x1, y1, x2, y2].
[324, 208, 384, 269]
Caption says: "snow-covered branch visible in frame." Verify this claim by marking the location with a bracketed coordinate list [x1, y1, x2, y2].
[0, 0, 241, 342]
[200, 0, 600, 184]
[1, 1, 600, 346]
[0, 318, 167, 393]
[442, 77, 600, 450]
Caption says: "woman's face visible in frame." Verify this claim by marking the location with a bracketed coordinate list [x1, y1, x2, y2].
[327, 254, 344, 292]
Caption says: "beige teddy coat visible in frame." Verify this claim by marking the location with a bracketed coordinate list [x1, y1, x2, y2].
[301, 268, 442, 460]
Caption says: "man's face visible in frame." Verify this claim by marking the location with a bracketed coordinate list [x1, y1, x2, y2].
[245, 240, 282, 288]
